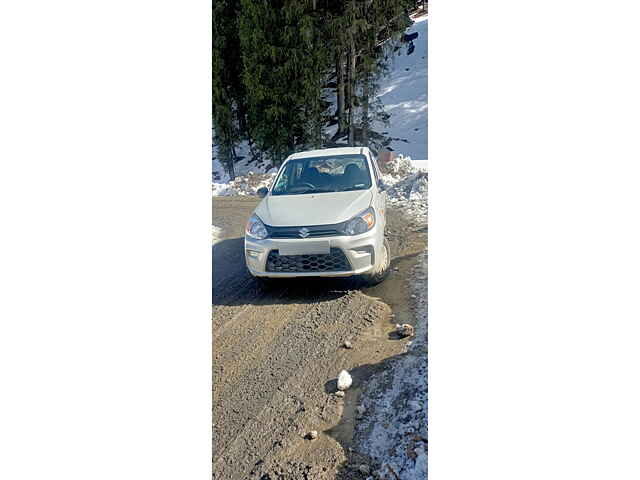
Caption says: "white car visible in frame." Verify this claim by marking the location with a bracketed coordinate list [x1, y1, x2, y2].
[244, 147, 391, 286]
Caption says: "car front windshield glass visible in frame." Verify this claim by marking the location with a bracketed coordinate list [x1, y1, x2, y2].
[271, 154, 372, 196]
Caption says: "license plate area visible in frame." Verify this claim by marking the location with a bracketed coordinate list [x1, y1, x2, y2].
[278, 241, 330, 256]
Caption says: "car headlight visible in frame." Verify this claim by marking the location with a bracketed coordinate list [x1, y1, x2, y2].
[344, 207, 376, 235]
[245, 214, 268, 240]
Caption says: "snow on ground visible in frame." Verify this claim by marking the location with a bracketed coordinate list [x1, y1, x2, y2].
[375, 15, 427, 161]
[212, 155, 230, 184]
[212, 141, 275, 183]
[354, 251, 428, 480]
[212, 170, 277, 196]
[381, 154, 428, 221]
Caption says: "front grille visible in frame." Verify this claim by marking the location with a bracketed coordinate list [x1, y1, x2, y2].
[266, 248, 351, 273]
[265, 223, 345, 239]
[269, 228, 342, 239]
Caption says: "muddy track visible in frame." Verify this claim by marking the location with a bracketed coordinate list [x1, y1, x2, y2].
[213, 196, 426, 479]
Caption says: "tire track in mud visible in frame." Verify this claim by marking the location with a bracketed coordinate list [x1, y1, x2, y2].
[214, 292, 382, 477]
[212, 196, 426, 479]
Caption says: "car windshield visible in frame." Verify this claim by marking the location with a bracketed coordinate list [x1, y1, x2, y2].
[271, 154, 372, 196]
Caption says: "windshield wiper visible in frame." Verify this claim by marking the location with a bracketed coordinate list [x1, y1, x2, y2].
[307, 187, 336, 193]
[287, 186, 336, 194]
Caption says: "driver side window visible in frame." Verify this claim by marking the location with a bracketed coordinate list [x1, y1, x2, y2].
[274, 162, 296, 192]
[274, 171, 288, 191]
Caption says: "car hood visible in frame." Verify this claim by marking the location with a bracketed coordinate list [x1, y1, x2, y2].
[255, 189, 373, 227]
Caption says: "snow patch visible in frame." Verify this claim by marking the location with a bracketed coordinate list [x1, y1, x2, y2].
[212, 140, 275, 183]
[212, 156, 229, 184]
[212, 171, 276, 197]
[380, 154, 428, 222]
[374, 18, 427, 160]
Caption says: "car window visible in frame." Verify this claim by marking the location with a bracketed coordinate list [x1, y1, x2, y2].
[273, 171, 288, 191]
[271, 154, 372, 196]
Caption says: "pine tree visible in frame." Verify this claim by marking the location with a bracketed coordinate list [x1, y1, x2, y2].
[212, 0, 246, 178]
[212, 0, 418, 166]
[239, 0, 330, 165]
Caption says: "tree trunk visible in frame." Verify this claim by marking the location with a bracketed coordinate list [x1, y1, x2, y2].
[237, 102, 247, 136]
[348, 42, 356, 146]
[315, 84, 322, 148]
[226, 144, 236, 181]
[348, 0, 357, 146]
[362, 72, 369, 146]
[336, 53, 346, 136]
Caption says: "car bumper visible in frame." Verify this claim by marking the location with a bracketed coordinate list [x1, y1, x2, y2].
[244, 227, 381, 278]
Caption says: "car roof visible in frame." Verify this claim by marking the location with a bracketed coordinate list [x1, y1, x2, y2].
[286, 147, 369, 161]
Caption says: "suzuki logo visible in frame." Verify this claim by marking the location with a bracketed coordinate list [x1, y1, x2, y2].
[299, 227, 310, 238]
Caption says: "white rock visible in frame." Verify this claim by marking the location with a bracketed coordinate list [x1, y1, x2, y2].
[337, 370, 352, 391]
[343, 340, 352, 349]
[308, 430, 318, 440]
[335, 391, 345, 398]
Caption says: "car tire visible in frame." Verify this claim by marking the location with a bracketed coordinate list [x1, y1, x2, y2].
[361, 237, 391, 286]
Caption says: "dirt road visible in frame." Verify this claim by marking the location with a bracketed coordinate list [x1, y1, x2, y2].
[213, 196, 426, 479]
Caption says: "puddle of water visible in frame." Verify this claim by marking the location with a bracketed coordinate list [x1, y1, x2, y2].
[324, 387, 362, 448]
[363, 255, 417, 328]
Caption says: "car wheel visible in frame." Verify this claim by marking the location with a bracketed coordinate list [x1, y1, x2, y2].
[361, 237, 391, 286]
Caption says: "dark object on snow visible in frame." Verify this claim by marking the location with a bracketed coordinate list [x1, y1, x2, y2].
[407, 41, 415, 55]
[402, 31, 419, 43]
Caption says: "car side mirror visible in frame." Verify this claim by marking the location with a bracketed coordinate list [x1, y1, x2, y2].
[378, 180, 387, 191]
[256, 187, 269, 198]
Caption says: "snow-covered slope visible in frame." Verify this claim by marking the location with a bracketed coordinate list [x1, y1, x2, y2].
[212, 142, 274, 182]
[376, 15, 427, 161]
